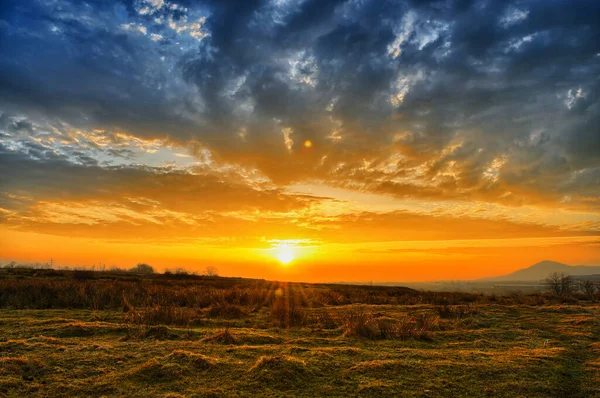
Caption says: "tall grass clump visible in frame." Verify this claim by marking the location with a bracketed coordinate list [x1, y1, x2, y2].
[343, 310, 379, 339]
[271, 295, 306, 327]
[343, 310, 438, 340]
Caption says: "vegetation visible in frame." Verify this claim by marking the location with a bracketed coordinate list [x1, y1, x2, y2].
[545, 272, 575, 295]
[129, 263, 155, 274]
[0, 268, 599, 396]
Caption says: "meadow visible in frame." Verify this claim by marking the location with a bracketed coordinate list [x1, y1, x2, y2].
[0, 268, 599, 397]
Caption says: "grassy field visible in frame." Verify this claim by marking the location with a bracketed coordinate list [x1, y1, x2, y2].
[0, 270, 599, 397]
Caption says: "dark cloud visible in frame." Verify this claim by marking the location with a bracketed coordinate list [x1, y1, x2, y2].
[0, 0, 599, 221]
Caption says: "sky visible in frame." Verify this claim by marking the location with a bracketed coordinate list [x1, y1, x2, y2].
[0, 0, 599, 282]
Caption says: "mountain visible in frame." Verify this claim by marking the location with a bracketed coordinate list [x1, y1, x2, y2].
[480, 260, 600, 282]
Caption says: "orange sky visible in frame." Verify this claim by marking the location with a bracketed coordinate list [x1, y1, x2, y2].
[1, 132, 599, 282]
[1, 184, 599, 281]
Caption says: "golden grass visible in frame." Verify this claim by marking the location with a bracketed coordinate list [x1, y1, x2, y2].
[0, 272, 599, 397]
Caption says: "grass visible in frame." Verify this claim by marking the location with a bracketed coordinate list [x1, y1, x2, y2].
[0, 269, 599, 397]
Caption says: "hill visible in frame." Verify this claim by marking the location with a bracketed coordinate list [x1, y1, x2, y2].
[480, 260, 600, 282]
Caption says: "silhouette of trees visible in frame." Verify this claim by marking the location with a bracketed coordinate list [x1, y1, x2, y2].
[203, 266, 219, 277]
[545, 272, 574, 295]
[130, 263, 155, 274]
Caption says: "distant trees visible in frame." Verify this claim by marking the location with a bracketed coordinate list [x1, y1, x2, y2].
[162, 267, 219, 277]
[577, 279, 597, 298]
[545, 272, 574, 295]
[129, 263, 155, 274]
[545, 272, 600, 298]
[164, 268, 191, 276]
[203, 266, 219, 277]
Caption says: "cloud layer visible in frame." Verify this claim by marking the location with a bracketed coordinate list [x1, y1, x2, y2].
[1, 0, 599, 251]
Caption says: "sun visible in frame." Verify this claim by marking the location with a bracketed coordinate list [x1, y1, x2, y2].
[275, 242, 295, 265]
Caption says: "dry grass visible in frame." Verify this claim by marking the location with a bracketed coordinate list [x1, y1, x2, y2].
[342, 310, 439, 340]
[271, 296, 306, 327]
[1, 270, 599, 397]
[249, 355, 310, 388]
[208, 303, 246, 319]
[203, 329, 238, 345]
[435, 303, 479, 319]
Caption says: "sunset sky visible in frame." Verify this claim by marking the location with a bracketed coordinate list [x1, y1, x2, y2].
[1, 0, 599, 282]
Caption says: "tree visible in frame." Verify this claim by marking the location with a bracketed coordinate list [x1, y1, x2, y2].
[577, 279, 596, 299]
[130, 263, 155, 274]
[545, 272, 574, 295]
[174, 268, 190, 275]
[203, 266, 219, 277]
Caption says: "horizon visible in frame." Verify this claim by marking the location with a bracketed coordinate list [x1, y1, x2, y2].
[1, 0, 599, 282]
[2, 258, 600, 284]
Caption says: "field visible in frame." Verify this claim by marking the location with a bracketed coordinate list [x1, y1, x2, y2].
[1, 269, 599, 397]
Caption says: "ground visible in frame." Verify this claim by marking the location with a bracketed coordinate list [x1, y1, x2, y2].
[1, 303, 599, 397]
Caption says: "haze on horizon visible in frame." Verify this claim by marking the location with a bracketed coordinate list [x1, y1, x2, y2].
[0, 0, 599, 282]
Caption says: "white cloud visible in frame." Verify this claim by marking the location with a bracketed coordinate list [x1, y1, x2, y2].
[500, 7, 529, 28]
[564, 88, 585, 109]
[121, 23, 147, 35]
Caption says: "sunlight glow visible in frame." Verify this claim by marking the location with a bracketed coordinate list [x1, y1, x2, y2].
[275, 242, 296, 265]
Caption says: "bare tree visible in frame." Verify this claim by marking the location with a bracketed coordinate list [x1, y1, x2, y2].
[203, 266, 219, 277]
[577, 279, 596, 299]
[545, 272, 574, 295]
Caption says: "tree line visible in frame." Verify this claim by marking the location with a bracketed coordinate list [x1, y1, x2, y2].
[545, 272, 598, 297]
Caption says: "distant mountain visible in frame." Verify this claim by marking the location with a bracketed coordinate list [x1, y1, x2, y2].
[480, 260, 600, 282]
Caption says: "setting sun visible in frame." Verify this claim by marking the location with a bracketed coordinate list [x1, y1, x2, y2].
[275, 242, 296, 265]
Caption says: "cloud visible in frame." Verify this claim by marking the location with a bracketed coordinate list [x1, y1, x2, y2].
[0, 0, 599, 246]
